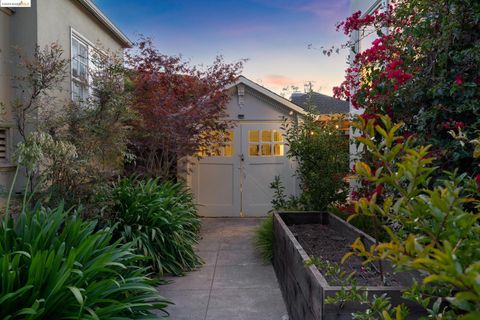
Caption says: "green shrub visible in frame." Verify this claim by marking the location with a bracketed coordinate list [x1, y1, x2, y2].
[105, 177, 202, 276]
[270, 175, 302, 211]
[254, 215, 274, 262]
[283, 106, 349, 211]
[335, 115, 480, 319]
[0, 204, 170, 319]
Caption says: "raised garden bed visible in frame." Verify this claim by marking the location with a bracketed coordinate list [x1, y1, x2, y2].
[273, 211, 424, 320]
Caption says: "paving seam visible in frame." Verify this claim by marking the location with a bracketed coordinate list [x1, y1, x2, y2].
[202, 227, 222, 320]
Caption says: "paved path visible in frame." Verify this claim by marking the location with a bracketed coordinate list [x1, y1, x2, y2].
[158, 218, 289, 320]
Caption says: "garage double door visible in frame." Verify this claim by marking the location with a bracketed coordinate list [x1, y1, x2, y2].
[190, 123, 297, 217]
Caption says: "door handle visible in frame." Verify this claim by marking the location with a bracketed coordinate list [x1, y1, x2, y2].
[240, 154, 244, 162]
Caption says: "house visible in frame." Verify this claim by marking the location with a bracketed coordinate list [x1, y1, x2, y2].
[290, 91, 349, 115]
[0, 0, 131, 195]
[290, 91, 350, 134]
[185, 76, 305, 217]
[349, 0, 388, 164]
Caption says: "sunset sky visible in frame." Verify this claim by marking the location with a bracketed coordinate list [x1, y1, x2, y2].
[95, 0, 350, 97]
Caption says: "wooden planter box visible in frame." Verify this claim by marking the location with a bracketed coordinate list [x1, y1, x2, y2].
[273, 211, 423, 320]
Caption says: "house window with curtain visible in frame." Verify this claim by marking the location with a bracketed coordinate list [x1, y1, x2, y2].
[71, 34, 90, 104]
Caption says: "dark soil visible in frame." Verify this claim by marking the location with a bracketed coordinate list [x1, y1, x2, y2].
[289, 223, 399, 286]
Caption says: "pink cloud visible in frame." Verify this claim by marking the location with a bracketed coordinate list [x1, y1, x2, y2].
[261, 74, 299, 87]
[256, 74, 338, 97]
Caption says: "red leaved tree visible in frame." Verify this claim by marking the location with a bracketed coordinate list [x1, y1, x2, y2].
[127, 39, 244, 179]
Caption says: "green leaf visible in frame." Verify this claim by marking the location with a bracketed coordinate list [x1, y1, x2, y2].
[68, 286, 84, 306]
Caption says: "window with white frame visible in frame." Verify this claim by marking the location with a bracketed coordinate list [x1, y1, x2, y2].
[71, 34, 91, 104]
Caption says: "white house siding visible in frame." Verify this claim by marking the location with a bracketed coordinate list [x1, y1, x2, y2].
[349, 0, 389, 173]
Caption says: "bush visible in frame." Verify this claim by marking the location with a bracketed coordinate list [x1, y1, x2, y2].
[0, 204, 170, 319]
[335, 115, 480, 319]
[283, 107, 349, 211]
[254, 215, 274, 262]
[334, 0, 480, 175]
[12, 43, 135, 210]
[269, 175, 302, 211]
[104, 177, 202, 276]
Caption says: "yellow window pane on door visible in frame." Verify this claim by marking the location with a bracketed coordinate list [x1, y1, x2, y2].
[249, 144, 259, 156]
[273, 130, 283, 142]
[223, 130, 234, 156]
[273, 144, 284, 156]
[249, 130, 259, 142]
[261, 144, 272, 156]
[227, 130, 234, 142]
[261, 130, 272, 142]
[224, 144, 233, 156]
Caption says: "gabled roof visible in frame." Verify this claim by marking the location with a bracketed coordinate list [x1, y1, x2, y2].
[227, 76, 307, 115]
[77, 0, 132, 48]
[290, 92, 349, 114]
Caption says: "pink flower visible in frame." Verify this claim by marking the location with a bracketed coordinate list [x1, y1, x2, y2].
[351, 191, 358, 200]
[455, 74, 464, 85]
[454, 121, 465, 129]
[475, 174, 480, 192]
[373, 184, 384, 196]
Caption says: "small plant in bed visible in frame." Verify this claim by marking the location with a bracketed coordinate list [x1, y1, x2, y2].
[103, 176, 202, 276]
[0, 203, 170, 319]
[255, 176, 302, 262]
[255, 215, 274, 262]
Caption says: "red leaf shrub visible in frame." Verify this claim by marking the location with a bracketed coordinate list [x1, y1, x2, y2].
[126, 38, 244, 178]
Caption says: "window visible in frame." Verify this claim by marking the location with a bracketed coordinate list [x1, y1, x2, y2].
[198, 130, 234, 157]
[71, 34, 91, 104]
[248, 129, 284, 157]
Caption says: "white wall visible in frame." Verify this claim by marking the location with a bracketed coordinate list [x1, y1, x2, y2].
[225, 84, 297, 122]
[37, 0, 124, 100]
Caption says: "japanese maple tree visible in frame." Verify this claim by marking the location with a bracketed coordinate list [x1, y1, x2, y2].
[127, 39, 244, 179]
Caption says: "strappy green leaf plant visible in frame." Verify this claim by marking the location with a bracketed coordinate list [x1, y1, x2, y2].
[0, 204, 170, 319]
[104, 177, 202, 276]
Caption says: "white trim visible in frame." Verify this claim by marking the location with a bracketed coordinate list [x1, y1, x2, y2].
[71, 27, 96, 49]
[363, 0, 383, 17]
[70, 28, 97, 103]
[226, 76, 307, 115]
[76, 0, 132, 48]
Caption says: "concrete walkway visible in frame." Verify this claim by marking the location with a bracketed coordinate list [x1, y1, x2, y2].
[158, 218, 289, 320]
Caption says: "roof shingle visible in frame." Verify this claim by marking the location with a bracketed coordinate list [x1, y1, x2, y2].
[290, 92, 349, 114]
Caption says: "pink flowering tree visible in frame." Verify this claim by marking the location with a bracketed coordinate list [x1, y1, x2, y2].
[334, 0, 480, 176]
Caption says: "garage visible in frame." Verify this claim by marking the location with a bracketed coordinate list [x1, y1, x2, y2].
[187, 76, 305, 217]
